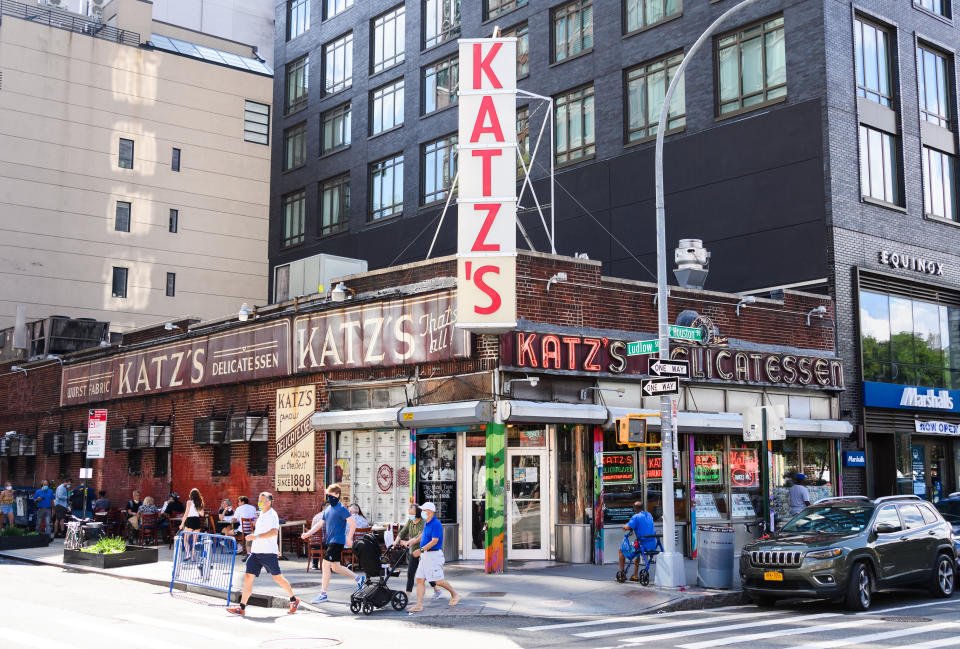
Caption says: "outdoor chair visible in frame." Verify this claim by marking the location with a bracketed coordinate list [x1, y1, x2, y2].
[237, 517, 255, 555]
[305, 531, 325, 572]
[340, 527, 372, 569]
[138, 512, 159, 546]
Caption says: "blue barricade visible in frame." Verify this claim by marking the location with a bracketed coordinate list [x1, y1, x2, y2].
[169, 531, 237, 604]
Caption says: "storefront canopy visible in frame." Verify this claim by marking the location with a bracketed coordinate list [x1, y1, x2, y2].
[604, 407, 853, 439]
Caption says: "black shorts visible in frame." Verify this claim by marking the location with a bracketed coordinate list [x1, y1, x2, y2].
[183, 516, 203, 530]
[54, 505, 70, 519]
[324, 543, 344, 563]
[245, 552, 282, 577]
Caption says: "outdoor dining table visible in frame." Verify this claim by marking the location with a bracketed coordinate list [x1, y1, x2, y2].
[278, 520, 306, 559]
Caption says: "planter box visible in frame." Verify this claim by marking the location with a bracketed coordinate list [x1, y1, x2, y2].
[63, 545, 158, 569]
[0, 534, 53, 551]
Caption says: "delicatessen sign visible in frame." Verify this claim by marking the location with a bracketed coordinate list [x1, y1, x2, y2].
[275, 385, 316, 492]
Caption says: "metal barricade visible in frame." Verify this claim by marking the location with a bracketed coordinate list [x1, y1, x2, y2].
[169, 531, 237, 604]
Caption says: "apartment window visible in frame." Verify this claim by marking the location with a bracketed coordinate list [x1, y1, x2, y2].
[112, 267, 128, 298]
[169, 209, 179, 233]
[503, 22, 529, 78]
[859, 125, 901, 205]
[165, 272, 176, 297]
[286, 56, 309, 114]
[918, 46, 951, 128]
[324, 0, 353, 20]
[322, 103, 351, 154]
[287, 0, 309, 40]
[275, 265, 290, 302]
[625, 52, 685, 142]
[423, 0, 461, 49]
[244, 100, 270, 144]
[370, 79, 404, 134]
[323, 33, 353, 95]
[552, 1, 593, 63]
[284, 122, 307, 170]
[115, 201, 131, 232]
[372, 6, 405, 74]
[717, 16, 785, 116]
[423, 56, 459, 115]
[923, 147, 957, 220]
[213, 444, 231, 476]
[854, 18, 893, 108]
[915, 0, 950, 18]
[282, 189, 306, 247]
[128, 449, 142, 476]
[171, 148, 181, 172]
[625, 0, 681, 34]
[118, 138, 134, 169]
[422, 135, 457, 204]
[370, 154, 404, 221]
[154, 449, 169, 478]
[517, 105, 530, 174]
[249, 442, 268, 475]
[555, 85, 595, 165]
[485, 0, 527, 21]
[320, 173, 350, 235]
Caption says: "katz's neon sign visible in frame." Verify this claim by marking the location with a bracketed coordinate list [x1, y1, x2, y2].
[456, 37, 518, 332]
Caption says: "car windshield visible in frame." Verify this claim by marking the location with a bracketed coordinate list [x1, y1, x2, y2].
[935, 500, 960, 523]
[781, 504, 874, 535]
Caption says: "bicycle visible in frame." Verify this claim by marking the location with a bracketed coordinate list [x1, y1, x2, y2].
[64, 514, 92, 550]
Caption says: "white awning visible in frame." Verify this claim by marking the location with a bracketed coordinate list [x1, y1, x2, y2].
[502, 400, 608, 424]
[604, 407, 853, 439]
[311, 407, 400, 431]
[397, 401, 493, 428]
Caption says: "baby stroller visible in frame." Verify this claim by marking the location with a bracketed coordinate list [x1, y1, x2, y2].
[349, 533, 409, 615]
[616, 531, 663, 586]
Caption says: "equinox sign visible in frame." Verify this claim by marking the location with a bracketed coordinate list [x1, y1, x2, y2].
[456, 37, 518, 332]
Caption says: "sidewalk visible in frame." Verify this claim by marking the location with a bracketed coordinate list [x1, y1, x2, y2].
[0, 539, 744, 617]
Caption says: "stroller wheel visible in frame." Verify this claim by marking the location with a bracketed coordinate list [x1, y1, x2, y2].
[639, 569, 650, 587]
[362, 602, 375, 616]
[615, 570, 626, 583]
[350, 600, 362, 614]
[391, 591, 408, 611]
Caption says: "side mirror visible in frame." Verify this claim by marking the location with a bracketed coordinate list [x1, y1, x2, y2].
[875, 522, 898, 534]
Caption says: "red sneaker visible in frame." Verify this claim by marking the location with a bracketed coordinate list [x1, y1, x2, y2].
[287, 598, 300, 614]
[226, 606, 245, 616]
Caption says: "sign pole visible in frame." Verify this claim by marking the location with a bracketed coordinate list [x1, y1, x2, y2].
[761, 407, 771, 532]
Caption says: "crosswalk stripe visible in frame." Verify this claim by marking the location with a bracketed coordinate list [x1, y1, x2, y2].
[616, 613, 840, 645]
[785, 621, 960, 649]
[859, 599, 960, 615]
[677, 617, 883, 649]
[518, 608, 723, 632]
[903, 636, 960, 649]
[6, 627, 74, 649]
[6, 603, 169, 649]
[575, 610, 781, 638]
[123, 613, 240, 641]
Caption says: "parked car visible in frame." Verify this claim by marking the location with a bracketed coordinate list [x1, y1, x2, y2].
[934, 492, 960, 568]
[740, 495, 956, 611]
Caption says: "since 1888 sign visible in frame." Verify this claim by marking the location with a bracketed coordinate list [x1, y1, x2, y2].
[456, 36, 518, 332]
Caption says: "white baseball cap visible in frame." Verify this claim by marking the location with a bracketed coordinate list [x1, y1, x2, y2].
[420, 502, 437, 513]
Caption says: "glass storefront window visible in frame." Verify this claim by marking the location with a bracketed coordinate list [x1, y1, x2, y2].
[601, 427, 643, 525]
[801, 438, 834, 503]
[693, 435, 725, 520]
[770, 438, 837, 524]
[508, 426, 546, 447]
[730, 443, 761, 518]
[771, 438, 799, 524]
[558, 424, 593, 524]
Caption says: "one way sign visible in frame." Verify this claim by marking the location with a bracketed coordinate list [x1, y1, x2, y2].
[641, 377, 680, 396]
[648, 359, 690, 378]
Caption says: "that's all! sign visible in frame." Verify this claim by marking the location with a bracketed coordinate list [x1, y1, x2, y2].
[456, 37, 518, 333]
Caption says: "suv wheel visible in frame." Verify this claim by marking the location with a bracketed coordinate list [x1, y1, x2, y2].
[930, 554, 955, 598]
[844, 562, 872, 611]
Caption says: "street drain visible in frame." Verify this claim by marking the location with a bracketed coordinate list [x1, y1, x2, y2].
[290, 581, 323, 588]
[470, 592, 506, 597]
[881, 617, 932, 623]
[259, 638, 341, 648]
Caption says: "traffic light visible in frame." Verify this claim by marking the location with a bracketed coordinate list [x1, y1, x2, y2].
[617, 415, 654, 447]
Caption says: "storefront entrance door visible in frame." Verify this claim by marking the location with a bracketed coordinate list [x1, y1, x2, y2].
[463, 446, 486, 561]
[507, 449, 549, 560]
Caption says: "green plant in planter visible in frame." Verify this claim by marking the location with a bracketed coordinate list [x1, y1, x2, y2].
[0, 526, 30, 537]
[82, 537, 127, 554]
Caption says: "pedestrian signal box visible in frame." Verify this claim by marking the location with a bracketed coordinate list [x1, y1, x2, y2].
[617, 415, 656, 447]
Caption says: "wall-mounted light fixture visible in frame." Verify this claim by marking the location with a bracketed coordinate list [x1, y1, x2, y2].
[735, 295, 756, 317]
[806, 305, 827, 326]
[545, 272, 568, 292]
[580, 386, 626, 400]
[331, 282, 355, 302]
[10, 365, 27, 376]
[504, 376, 540, 394]
[164, 322, 181, 331]
[238, 303, 251, 322]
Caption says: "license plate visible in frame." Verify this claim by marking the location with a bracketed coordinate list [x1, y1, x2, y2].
[764, 571, 783, 582]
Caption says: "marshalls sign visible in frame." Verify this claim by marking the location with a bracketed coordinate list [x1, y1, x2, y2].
[457, 37, 518, 332]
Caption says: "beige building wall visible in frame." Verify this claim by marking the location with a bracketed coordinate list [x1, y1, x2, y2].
[0, 9, 272, 334]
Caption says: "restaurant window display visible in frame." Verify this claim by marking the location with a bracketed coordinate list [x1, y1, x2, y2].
[693, 436, 725, 520]
[771, 438, 837, 523]
[334, 429, 411, 526]
[558, 424, 593, 525]
[415, 433, 457, 523]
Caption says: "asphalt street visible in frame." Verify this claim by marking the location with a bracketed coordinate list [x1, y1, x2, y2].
[2, 556, 960, 649]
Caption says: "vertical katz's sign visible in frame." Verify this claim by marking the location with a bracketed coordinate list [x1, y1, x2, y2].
[457, 37, 518, 332]
[275, 385, 316, 492]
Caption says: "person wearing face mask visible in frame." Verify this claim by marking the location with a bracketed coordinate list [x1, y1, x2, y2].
[394, 504, 441, 597]
[300, 484, 362, 603]
[408, 502, 460, 612]
[1, 482, 15, 530]
[33, 480, 55, 537]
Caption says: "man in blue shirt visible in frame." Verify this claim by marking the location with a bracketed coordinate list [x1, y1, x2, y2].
[619, 501, 657, 582]
[300, 484, 362, 604]
[33, 481, 54, 537]
[408, 501, 459, 612]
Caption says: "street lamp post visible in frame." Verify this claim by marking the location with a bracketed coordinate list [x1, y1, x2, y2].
[653, 0, 762, 588]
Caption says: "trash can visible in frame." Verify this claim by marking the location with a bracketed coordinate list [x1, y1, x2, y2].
[556, 524, 591, 563]
[82, 522, 105, 546]
[697, 525, 734, 589]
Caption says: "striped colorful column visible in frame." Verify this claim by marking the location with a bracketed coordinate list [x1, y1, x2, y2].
[593, 425, 604, 565]
[484, 422, 506, 574]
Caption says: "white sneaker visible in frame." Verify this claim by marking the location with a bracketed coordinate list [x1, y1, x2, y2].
[431, 589, 443, 600]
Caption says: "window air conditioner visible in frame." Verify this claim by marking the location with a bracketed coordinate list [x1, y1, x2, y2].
[229, 415, 268, 443]
[135, 424, 151, 449]
[150, 425, 170, 448]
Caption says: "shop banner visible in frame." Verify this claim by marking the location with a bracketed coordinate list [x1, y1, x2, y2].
[602, 451, 637, 486]
[275, 385, 316, 492]
[61, 321, 290, 407]
[863, 381, 960, 412]
[293, 290, 469, 372]
[501, 331, 650, 376]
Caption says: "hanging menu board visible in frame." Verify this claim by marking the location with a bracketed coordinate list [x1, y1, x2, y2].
[603, 451, 638, 486]
[416, 434, 457, 524]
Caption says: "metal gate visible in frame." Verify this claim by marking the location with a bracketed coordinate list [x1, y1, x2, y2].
[169, 531, 237, 604]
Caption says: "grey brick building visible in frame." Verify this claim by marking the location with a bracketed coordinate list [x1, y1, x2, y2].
[269, 0, 960, 502]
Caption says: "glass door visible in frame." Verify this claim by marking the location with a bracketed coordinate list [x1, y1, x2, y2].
[463, 446, 486, 560]
[507, 449, 549, 559]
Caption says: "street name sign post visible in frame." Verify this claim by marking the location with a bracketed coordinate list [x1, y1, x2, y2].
[626, 339, 659, 356]
[668, 325, 703, 342]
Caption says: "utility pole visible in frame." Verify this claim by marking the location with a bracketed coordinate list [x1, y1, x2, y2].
[653, 0, 762, 587]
